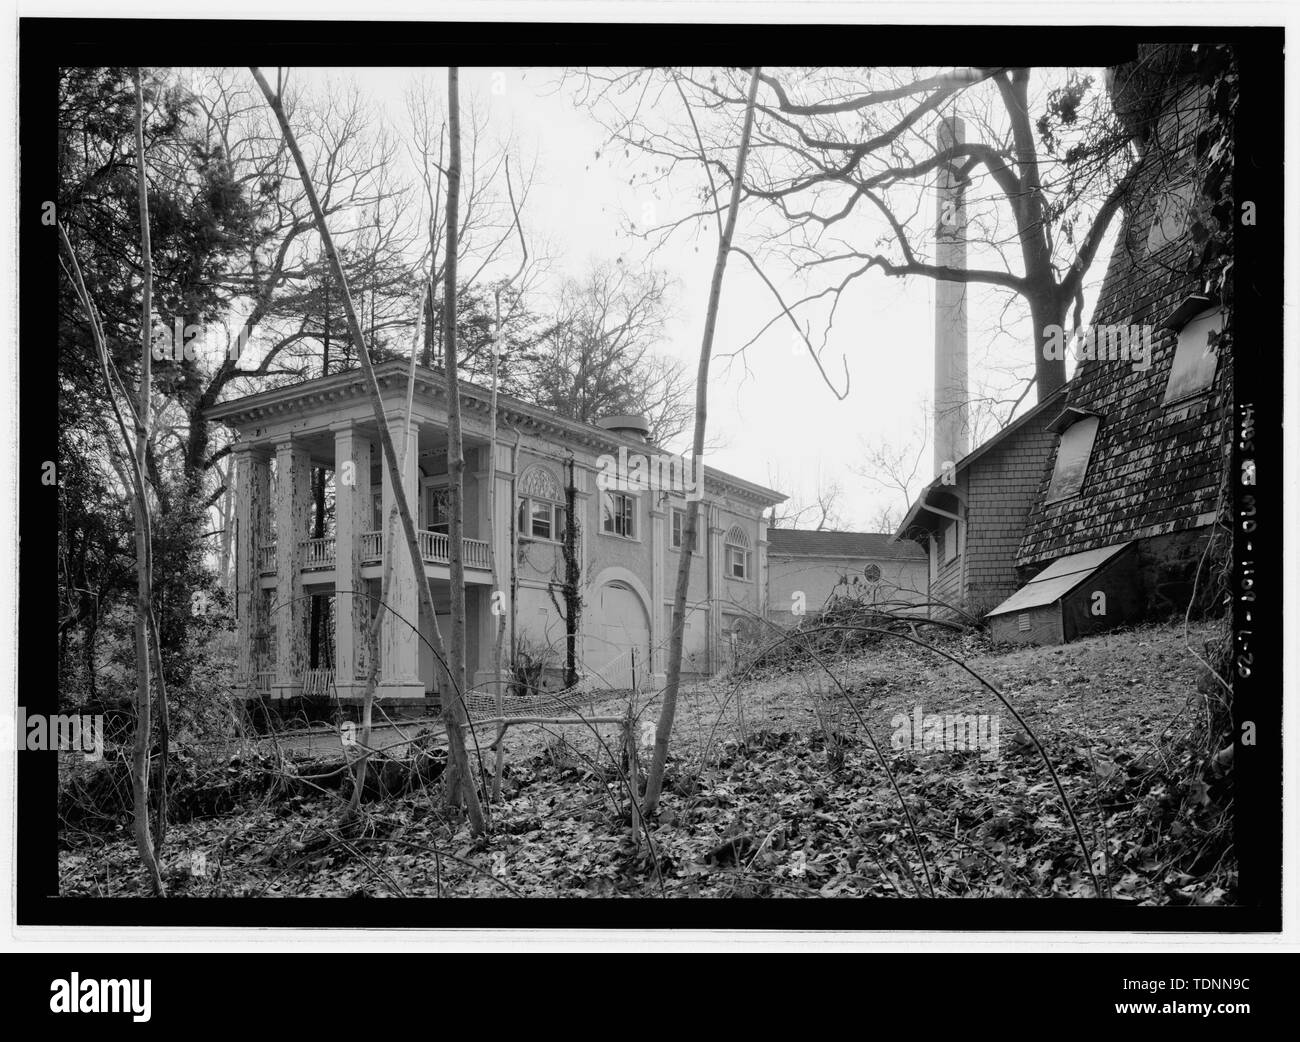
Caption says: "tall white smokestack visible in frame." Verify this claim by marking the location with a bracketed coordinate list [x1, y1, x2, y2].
[933, 114, 969, 479]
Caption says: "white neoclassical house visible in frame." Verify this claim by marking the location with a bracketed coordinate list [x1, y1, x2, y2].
[208, 360, 786, 703]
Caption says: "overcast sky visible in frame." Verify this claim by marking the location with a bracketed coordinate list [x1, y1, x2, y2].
[289, 66, 1112, 530]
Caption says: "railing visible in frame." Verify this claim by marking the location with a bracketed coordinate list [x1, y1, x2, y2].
[301, 536, 336, 570]
[256, 532, 490, 574]
[301, 668, 335, 697]
[243, 671, 274, 695]
[418, 529, 450, 563]
[362, 530, 491, 570]
[463, 536, 492, 571]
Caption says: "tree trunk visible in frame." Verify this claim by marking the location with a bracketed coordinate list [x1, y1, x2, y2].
[1031, 291, 1068, 400]
[442, 67, 482, 819]
[130, 71, 165, 893]
[642, 67, 762, 817]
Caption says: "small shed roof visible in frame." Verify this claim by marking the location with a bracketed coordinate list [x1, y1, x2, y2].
[986, 541, 1135, 617]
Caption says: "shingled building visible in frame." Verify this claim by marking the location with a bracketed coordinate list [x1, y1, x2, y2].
[990, 45, 1230, 642]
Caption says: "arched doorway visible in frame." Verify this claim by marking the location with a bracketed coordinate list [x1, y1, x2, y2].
[588, 580, 651, 690]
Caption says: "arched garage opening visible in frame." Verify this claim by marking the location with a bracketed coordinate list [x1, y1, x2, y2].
[586, 569, 652, 690]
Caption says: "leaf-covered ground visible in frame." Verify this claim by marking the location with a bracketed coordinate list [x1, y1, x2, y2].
[59, 621, 1235, 902]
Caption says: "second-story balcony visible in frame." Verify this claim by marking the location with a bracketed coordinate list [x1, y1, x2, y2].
[258, 532, 492, 579]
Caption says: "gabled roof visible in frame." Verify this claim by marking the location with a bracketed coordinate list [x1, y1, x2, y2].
[893, 384, 1070, 541]
[768, 528, 925, 561]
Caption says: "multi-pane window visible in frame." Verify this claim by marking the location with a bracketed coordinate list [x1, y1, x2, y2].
[725, 525, 751, 580]
[1046, 415, 1101, 503]
[426, 485, 451, 534]
[518, 498, 566, 541]
[516, 464, 567, 542]
[602, 491, 636, 538]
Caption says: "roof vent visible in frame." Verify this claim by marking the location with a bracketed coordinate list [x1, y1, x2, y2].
[597, 414, 651, 444]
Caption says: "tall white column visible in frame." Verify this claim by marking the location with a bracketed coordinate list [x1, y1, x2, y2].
[708, 505, 724, 673]
[273, 439, 311, 698]
[649, 494, 666, 681]
[234, 444, 271, 689]
[756, 511, 771, 624]
[380, 416, 423, 696]
[333, 424, 371, 697]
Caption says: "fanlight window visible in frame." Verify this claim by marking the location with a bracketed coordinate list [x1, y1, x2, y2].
[725, 525, 751, 580]
[517, 464, 567, 542]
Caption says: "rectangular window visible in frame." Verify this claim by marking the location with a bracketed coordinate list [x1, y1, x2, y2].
[602, 491, 635, 539]
[372, 490, 383, 531]
[671, 507, 685, 549]
[530, 499, 553, 540]
[943, 519, 959, 564]
[727, 545, 749, 580]
[517, 497, 566, 542]
[1163, 307, 1223, 404]
[427, 486, 450, 534]
[1046, 415, 1101, 503]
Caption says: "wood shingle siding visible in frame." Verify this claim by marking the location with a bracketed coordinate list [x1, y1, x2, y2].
[1017, 67, 1228, 575]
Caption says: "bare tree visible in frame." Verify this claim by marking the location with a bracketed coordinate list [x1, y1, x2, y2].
[853, 416, 931, 529]
[523, 262, 691, 444]
[577, 66, 1152, 404]
[167, 69, 416, 493]
[767, 473, 845, 531]
[57, 72, 168, 894]
[405, 76, 546, 375]
[642, 67, 762, 818]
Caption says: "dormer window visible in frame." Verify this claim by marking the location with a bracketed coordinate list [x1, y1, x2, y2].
[1046, 413, 1101, 504]
[1147, 180, 1195, 253]
[1163, 304, 1223, 405]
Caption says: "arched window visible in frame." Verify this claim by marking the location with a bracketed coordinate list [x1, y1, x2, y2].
[725, 525, 751, 581]
[517, 464, 567, 542]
